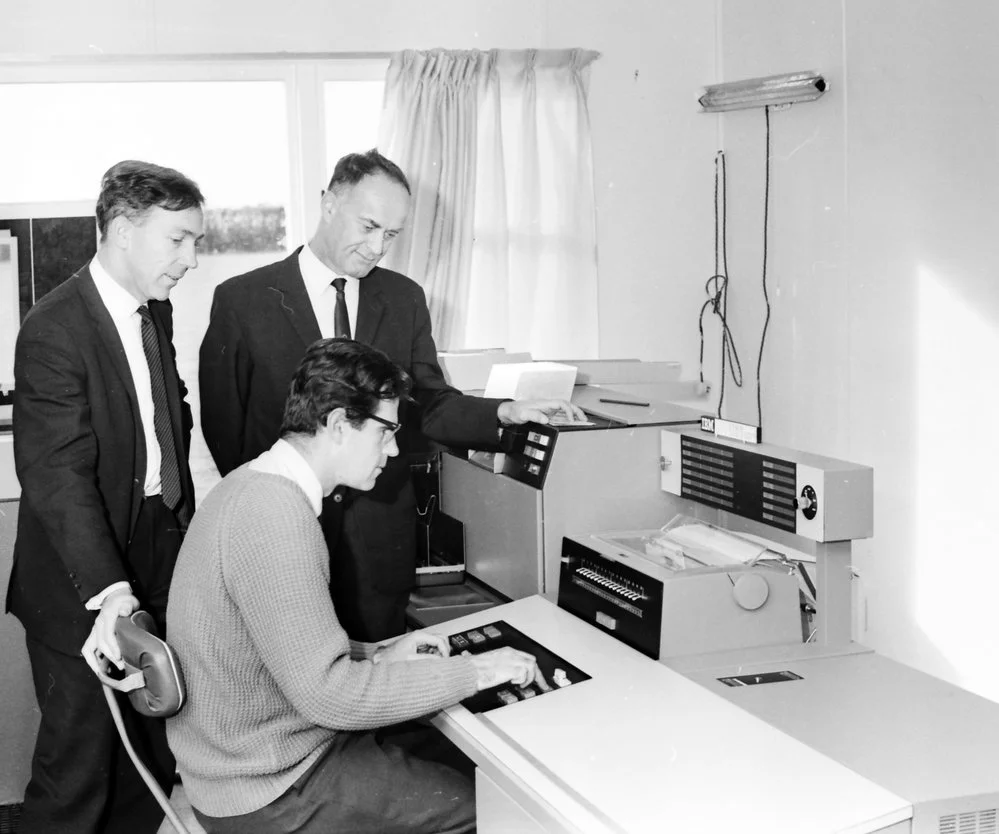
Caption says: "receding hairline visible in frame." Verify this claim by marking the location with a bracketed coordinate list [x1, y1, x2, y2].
[328, 170, 411, 201]
[326, 149, 411, 195]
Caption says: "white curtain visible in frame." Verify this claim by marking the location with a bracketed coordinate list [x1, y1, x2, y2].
[379, 48, 600, 358]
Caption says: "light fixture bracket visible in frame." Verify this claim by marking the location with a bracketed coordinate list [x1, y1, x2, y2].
[698, 70, 827, 113]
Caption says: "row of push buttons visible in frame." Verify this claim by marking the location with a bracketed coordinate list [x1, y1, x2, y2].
[495, 668, 571, 706]
[575, 567, 644, 601]
[450, 623, 503, 653]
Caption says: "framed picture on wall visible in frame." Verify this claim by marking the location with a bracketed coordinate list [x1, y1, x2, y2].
[0, 201, 98, 414]
[0, 233, 17, 397]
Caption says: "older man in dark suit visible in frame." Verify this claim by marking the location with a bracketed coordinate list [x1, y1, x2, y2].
[7, 160, 204, 833]
[199, 149, 581, 642]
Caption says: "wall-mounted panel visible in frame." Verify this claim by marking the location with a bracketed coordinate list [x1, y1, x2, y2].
[0, 206, 96, 414]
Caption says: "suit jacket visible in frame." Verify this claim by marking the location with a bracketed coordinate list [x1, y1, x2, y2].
[199, 248, 503, 600]
[7, 265, 195, 654]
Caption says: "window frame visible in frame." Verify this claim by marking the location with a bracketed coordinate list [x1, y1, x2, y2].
[0, 53, 390, 245]
[0, 55, 390, 472]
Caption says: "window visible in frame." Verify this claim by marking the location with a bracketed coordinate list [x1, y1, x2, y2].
[0, 56, 387, 502]
[321, 58, 387, 181]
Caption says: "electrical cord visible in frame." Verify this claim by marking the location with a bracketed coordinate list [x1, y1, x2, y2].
[702, 105, 776, 431]
[699, 274, 742, 412]
[698, 150, 743, 418]
[756, 105, 773, 431]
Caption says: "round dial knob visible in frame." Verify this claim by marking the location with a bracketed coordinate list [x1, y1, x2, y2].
[798, 485, 818, 520]
[733, 573, 770, 611]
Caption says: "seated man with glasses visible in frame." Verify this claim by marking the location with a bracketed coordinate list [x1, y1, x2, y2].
[364, 409, 402, 444]
[166, 338, 537, 834]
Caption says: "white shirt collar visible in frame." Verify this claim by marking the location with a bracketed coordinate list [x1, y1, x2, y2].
[249, 438, 324, 516]
[299, 242, 357, 297]
[90, 254, 145, 323]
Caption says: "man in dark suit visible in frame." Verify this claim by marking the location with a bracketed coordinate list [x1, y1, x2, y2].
[200, 149, 581, 642]
[7, 160, 204, 833]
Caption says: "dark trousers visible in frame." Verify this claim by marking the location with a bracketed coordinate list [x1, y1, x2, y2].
[194, 723, 476, 834]
[333, 584, 411, 643]
[326, 485, 416, 643]
[18, 496, 182, 834]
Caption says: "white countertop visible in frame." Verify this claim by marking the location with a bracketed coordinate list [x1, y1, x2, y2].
[433, 596, 911, 834]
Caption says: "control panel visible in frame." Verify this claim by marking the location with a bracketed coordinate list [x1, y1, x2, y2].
[660, 426, 873, 543]
[499, 423, 558, 488]
[448, 620, 590, 714]
[497, 417, 621, 489]
[557, 536, 665, 659]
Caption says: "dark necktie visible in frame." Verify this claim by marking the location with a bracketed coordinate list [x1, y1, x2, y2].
[332, 276, 351, 339]
[137, 306, 182, 511]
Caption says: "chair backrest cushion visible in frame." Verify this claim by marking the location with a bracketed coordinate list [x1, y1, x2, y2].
[116, 611, 187, 718]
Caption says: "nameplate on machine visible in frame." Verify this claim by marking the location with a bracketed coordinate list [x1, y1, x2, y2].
[700, 415, 762, 444]
[718, 670, 803, 687]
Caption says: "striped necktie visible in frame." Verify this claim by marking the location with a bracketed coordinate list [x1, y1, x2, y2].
[332, 276, 351, 339]
[137, 306, 182, 511]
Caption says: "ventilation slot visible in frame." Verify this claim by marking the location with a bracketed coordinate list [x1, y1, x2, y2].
[939, 808, 998, 834]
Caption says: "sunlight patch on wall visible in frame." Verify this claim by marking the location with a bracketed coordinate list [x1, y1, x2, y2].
[916, 265, 999, 700]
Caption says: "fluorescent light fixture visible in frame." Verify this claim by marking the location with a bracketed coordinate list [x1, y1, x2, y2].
[698, 70, 827, 113]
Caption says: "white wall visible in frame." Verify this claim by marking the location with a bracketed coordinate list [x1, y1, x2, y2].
[4, 0, 545, 54]
[711, 3, 849, 455]
[846, 0, 999, 700]
[546, 0, 717, 372]
[711, 0, 999, 704]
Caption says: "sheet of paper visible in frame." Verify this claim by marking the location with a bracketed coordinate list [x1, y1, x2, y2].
[666, 523, 767, 566]
[548, 417, 595, 427]
[483, 361, 577, 402]
[438, 350, 533, 391]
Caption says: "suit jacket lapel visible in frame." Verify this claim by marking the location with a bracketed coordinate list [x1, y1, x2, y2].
[270, 248, 322, 349]
[77, 267, 142, 421]
[355, 268, 386, 345]
[77, 267, 146, 529]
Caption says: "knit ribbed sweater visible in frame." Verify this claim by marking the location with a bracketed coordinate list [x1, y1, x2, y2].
[165, 468, 478, 817]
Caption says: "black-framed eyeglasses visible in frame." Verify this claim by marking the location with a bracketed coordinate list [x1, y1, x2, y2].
[363, 412, 401, 444]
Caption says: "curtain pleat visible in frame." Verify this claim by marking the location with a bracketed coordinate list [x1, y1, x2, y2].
[380, 48, 599, 357]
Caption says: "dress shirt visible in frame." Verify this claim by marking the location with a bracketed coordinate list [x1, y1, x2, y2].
[300, 243, 358, 340]
[91, 255, 163, 498]
[87, 255, 163, 609]
[249, 438, 324, 517]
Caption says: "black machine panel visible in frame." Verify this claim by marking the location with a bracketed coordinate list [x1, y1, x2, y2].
[679, 434, 798, 533]
[497, 418, 618, 489]
[557, 537, 664, 660]
[498, 423, 559, 488]
[448, 620, 590, 714]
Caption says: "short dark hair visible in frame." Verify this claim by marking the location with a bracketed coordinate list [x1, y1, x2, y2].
[96, 160, 205, 241]
[327, 148, 411, 196]
[280, 338, 411, 437]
